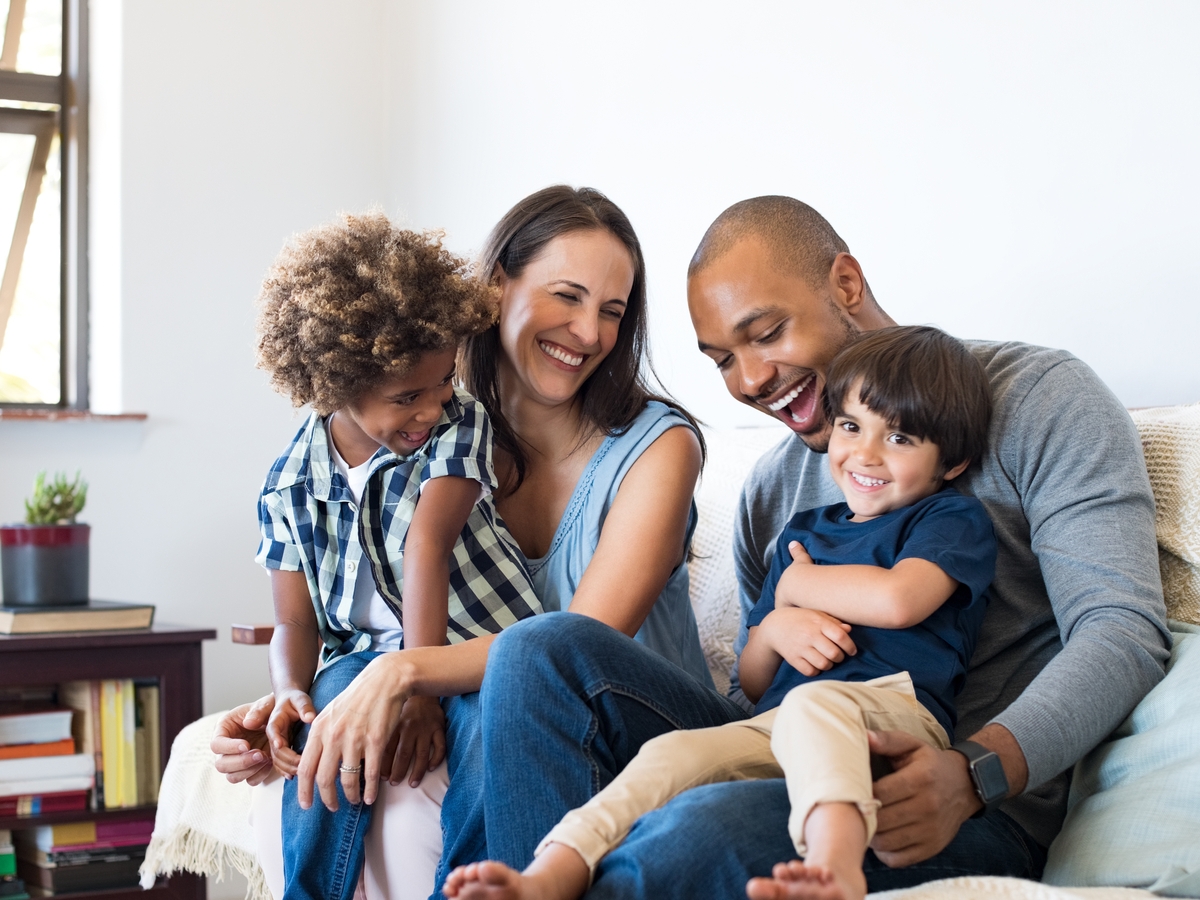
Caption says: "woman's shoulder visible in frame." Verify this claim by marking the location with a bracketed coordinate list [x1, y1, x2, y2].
[614, 400, 698, 445]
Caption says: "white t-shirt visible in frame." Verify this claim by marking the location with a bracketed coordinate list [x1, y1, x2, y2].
[327, 424, 405, 651]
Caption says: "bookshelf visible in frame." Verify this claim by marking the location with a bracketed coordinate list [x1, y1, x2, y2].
[0, 624, 215, 899]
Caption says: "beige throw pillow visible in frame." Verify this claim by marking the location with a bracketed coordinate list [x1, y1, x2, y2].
[1131, 404, 1200, 626]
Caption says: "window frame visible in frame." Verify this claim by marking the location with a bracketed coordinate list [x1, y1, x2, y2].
[0, 0, 88, 410]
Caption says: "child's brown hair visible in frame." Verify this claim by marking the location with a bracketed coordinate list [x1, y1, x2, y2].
[256, 212, 496, 415]
[823, 325, 992, 475]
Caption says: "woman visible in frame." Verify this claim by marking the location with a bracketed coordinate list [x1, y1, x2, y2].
[213, 186, 726, 899]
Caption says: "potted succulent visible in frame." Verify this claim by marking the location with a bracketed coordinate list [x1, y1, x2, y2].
[1, 472, 89, 606]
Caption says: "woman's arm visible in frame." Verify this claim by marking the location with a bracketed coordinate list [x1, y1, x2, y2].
[565, 425, 703, 635]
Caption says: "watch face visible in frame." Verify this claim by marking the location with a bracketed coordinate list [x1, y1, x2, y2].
[973, 753, 1008, 803]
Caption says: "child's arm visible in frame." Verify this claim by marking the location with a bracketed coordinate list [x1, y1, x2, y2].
[739, 609, 856, 704]
[265, 568, 321, 777]
[775, 540, 959, 629]
[389, 474, 481, 786]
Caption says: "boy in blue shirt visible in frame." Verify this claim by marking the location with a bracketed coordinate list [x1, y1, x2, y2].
[253, 213, 542, 900]
[443, 325, 995, 900]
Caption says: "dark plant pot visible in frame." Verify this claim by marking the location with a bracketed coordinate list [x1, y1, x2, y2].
[0, 523, 90, 607]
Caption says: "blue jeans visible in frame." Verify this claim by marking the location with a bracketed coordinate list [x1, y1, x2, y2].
[281, 651, 381, 900]
[432, 613, 747, 894]
[586, 779, 1047, 898]
[452, 613, 1048, 899]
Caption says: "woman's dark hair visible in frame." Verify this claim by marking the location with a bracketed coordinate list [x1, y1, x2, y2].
[462, 185, 703, 490]
[823, 325, 992, 475]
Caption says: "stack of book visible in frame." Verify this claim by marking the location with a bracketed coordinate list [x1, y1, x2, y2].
[14, 819, 154, 895]
[0, 830, 29, 900]
[57, 681, 160, 810]
[0, 708, 91, 818]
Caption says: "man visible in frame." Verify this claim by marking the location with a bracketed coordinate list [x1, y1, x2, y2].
[471, 196, 1170, 899]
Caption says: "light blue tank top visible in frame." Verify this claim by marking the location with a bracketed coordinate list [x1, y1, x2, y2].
[524, 402, 714, 688]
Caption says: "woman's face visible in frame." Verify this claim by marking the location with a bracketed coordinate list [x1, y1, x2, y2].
[497, 229, 636, 410]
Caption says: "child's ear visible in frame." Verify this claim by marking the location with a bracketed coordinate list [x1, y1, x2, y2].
[942, 459, 971, 482]
[491, 262, 507, 286]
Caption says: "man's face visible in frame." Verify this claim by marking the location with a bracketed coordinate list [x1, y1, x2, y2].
[688, 238, 861, 453]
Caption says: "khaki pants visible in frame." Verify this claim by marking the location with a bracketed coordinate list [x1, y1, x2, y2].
[536, 672, 948, 875]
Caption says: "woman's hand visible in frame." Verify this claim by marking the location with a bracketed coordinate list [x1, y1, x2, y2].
[295, 653, 414, 812]
[210, 695, 276, 785]
[265, 688, 317, 778]
[385, 695, 446, 788]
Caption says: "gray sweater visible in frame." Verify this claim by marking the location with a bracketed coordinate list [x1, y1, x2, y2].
[731, 341, 1170, 848]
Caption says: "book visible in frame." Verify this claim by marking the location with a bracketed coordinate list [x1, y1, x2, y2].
[0, 829, 13, 878]
[0, 756, 92, 783]
[0, 711, 72, 747]
[98, 683, 119, 810]
[119, 682, 136, 808]
[18, 847, 145, 893]
[0, 741, 73, 762]
[134, 684, 160, 804]
[0, 777, 93, 798]
[0, 792, 87, 817]
[54, 682, 102, 810]
[0, 601, 154, 636]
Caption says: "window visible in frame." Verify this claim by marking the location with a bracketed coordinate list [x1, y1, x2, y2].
[0, 0, 85, 408]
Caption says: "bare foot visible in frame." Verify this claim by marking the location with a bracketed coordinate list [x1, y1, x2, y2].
[443, 861, 530, 900]
[746, 860, 867, 900]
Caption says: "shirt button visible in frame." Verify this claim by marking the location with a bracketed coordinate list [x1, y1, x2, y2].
[346, 560, 358, 574]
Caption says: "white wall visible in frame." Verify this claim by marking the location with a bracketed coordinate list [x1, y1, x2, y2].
[384, 0, 1200, 427]
[0, 1, 1197, 718]
[1, 0, 392, 716]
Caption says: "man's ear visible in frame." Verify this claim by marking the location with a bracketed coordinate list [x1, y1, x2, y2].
[942, 458, 971, 482]
[828, 253, 869, 317]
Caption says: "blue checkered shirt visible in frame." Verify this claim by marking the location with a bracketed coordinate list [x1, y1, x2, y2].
[256, 386, 542, 664]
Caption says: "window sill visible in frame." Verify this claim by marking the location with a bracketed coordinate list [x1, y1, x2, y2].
[0, 409, 147, 421]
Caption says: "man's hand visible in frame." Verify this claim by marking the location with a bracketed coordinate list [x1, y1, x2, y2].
[385, 695, 446, 787]
[211, 695, 277, 785]
[867, 729, 980, 867]
[774, 541, 815, 609]
[762, 607, 856, 677]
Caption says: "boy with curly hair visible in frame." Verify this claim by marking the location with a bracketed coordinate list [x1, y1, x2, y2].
[254, 212, 541, 900]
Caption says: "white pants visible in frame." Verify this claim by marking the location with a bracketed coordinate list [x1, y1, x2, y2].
[249, 761, 449, 900]
[537, 673, 948, 873]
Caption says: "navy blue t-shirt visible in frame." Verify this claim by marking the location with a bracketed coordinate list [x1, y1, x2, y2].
[746, 487, 996, 739]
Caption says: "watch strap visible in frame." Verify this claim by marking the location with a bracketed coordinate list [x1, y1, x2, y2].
[951, 740, 1008, 818]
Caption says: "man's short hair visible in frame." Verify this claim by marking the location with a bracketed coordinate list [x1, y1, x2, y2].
[823, 326, 993, 474]
[688, 196, 851, 291]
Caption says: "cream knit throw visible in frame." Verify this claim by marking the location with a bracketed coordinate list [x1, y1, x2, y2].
[1131, 404, 1200, 625]
[139, 712, 270, 900]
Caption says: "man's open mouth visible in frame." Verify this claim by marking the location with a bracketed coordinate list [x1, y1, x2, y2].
[765, 374, 819, 428]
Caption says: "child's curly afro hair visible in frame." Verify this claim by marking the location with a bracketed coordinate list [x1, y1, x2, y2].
[256, 212, 497, 415]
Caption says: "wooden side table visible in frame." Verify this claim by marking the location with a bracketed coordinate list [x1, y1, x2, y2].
[0, 623, 216, 899]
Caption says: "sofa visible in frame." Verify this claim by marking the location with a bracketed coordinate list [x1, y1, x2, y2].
[142, 404, 1200, 899]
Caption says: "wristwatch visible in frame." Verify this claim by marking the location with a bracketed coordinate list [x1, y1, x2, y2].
[951, 740, 1008, 818]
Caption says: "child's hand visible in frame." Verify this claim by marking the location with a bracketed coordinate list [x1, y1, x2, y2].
[383, 695, 446, 788]
[265, 688, 316, 778]
[774, 540, 816, 608]
[762, 607, 856, 677]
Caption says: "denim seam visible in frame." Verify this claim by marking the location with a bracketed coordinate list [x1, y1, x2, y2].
[330, 798, 366, 900]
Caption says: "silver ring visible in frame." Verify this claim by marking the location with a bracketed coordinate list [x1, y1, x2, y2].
[338, 763, 362, 774]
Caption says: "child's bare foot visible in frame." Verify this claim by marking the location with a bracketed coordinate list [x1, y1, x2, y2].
[443, 844, 590, 900]
[443, 861, 532, 900]
[746, 860, 867, 900]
